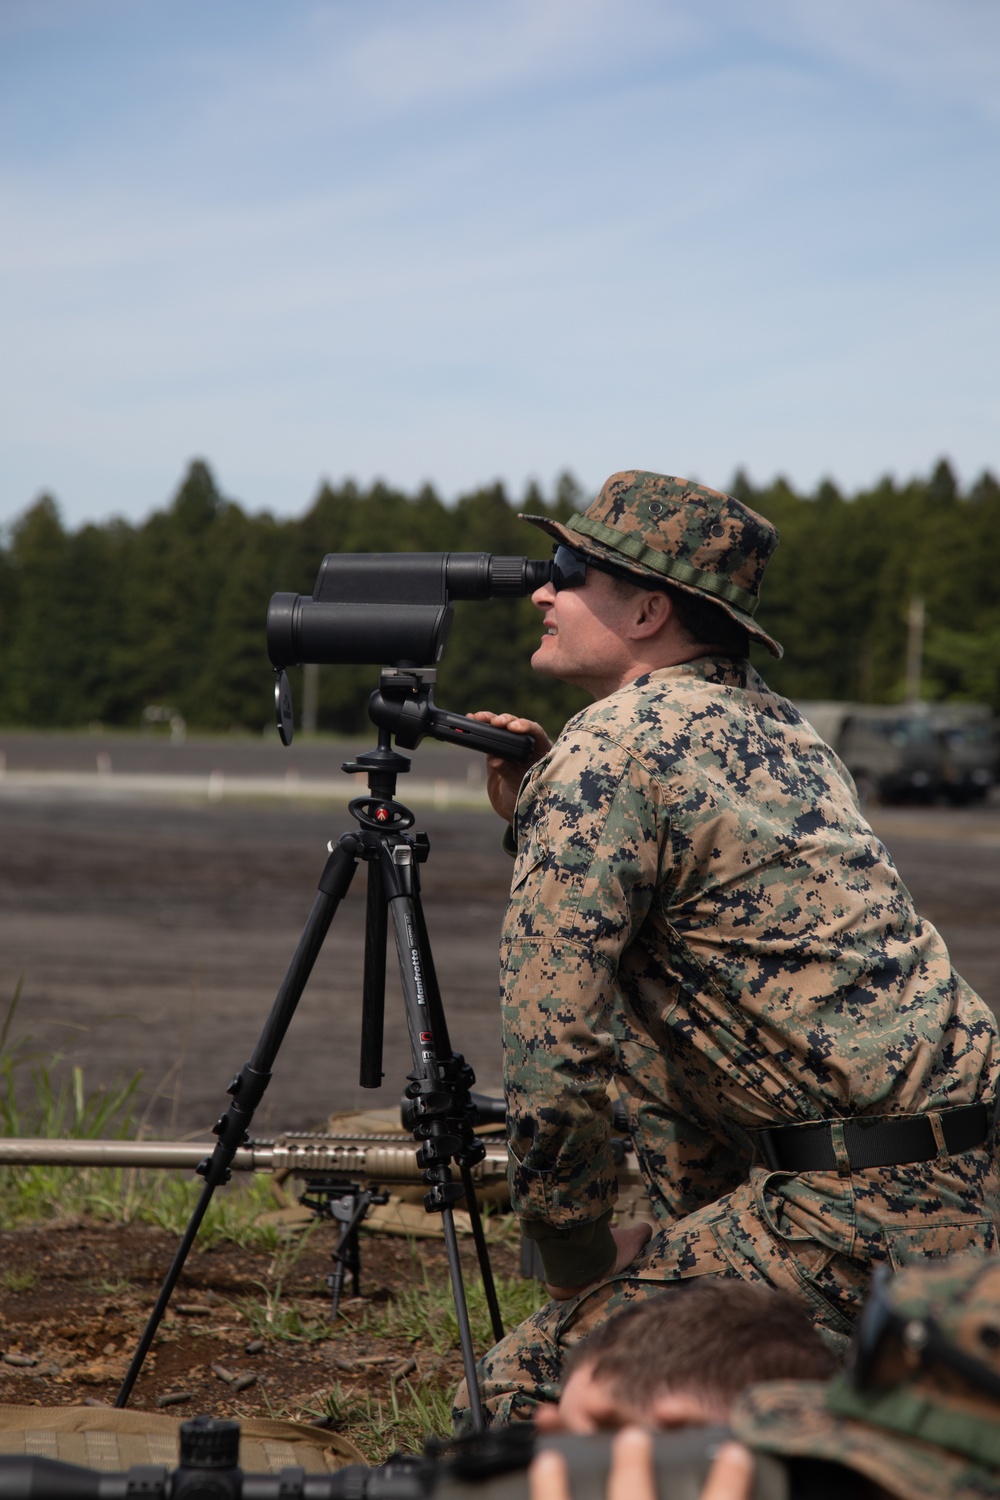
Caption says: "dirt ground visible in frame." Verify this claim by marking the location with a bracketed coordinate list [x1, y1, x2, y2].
[0, 1216, 523, 1451]
[1, 732, 999, 1446]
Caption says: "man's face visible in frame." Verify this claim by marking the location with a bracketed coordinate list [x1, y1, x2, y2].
[535, 1359, 730, 1435]
[529, 566, 643, 700]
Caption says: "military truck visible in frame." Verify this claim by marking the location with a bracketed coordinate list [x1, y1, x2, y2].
[795, 700, 995, 807]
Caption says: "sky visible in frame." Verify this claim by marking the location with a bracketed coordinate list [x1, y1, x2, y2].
[1, 0, 998, 532]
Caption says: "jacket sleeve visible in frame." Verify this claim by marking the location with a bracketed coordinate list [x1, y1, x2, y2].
[501, 727, 667, 1282]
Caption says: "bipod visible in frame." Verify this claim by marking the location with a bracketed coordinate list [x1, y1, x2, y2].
[299, 1179, 390, 1317]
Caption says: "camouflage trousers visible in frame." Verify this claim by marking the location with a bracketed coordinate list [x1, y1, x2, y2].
[453, 1148, 1000, 1431]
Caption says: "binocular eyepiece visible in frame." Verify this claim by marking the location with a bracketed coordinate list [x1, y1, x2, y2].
[267, 552, 554, 670]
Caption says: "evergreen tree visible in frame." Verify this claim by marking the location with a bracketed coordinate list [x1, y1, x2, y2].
[2, 457, 998, 732]
[114, 460, 230, 722]
[3, 495, 75, 725]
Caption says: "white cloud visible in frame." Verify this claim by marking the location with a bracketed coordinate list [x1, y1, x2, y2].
[0, 0, 997, 527]
[769, 0, 1000, 122]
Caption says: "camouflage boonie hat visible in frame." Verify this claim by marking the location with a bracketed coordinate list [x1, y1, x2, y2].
[521, 469, 783, 658]
[731, 1255, 1000, 1500]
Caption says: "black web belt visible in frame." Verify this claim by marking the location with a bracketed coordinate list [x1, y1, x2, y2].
[754, 1102, 992, 1174]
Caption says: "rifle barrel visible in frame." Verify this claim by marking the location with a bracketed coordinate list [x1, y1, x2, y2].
[0, 1134, 510, 1182]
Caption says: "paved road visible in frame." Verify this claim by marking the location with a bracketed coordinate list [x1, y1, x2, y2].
[0, 728, 492, 807]
[0, 728, 489, 779]
[1, 734, 997, 1138]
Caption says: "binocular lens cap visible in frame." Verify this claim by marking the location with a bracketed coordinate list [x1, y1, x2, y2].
[274, 670, 294, 746]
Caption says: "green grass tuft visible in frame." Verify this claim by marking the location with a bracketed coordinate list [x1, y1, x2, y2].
[0, 1267, 38, 1293]
[0, 984, 285, 1248]
[357, 1239, 546, 1354]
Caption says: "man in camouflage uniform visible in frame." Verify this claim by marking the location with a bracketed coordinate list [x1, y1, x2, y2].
[456, 470, 1000, 1429]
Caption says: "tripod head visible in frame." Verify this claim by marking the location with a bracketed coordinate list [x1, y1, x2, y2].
[369, 668, 535, 759]
[275, 665, 536, 764]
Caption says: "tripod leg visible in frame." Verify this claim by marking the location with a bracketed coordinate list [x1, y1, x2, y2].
[378, 841, 490, 1427]
[408, 863, 504, 1344]
[442, 1207, 485, 1431]
[115, 838, 360, 1408]
[359, 861, 388, 1088]
[112, 1173, 221, 1408]
[459, 1160, 504, 1345]
[407, 866, 453, 1058]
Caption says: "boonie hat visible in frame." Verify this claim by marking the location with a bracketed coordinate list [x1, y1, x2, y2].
[521, 469, 783, 658]
[731, 1255, 1000, 1500]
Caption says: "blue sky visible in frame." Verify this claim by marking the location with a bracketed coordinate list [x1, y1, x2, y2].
[1, 0, 998, 530]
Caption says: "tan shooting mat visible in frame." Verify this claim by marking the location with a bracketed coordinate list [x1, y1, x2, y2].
[0, 1405, 364, 1471]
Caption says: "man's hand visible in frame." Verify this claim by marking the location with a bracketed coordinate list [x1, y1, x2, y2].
[528, 1427, 755, 1500]
[700, 1443, 755, 1500]
[467, 711, 552, 822]
[530, 1429, 659, 1500]
[544, 1221, 653, 1302]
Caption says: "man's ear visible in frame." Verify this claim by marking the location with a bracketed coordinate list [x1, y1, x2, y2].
[628, 589, 674, 641]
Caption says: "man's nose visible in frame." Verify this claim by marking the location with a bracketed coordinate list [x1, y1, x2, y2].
[532, 581, 556, 608]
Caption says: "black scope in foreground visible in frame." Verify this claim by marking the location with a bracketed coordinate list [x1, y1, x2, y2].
[267, 552, 553, 670]
[0, 1420, 794, 1500]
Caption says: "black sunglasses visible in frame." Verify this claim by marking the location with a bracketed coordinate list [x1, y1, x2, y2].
[550, 544, 659, 593]
[849, 1264, 1000, 1400]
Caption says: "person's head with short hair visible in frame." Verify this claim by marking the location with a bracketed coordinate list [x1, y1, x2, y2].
[518, 472, 781, 699]
[522, 468, 780, 672]
[536, 1278, 838, 1434]
[733, 1255, 1000, 1500]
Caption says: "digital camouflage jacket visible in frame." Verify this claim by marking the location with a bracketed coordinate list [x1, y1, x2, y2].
[501, 657, 1000, 1286]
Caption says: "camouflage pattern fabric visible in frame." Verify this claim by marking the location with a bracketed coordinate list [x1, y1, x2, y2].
[455, 656, 1000, 1429]
[731, 1254, 1000, 1499]
[732, 1380, 998, 1500]
[520, 469, 783, 656]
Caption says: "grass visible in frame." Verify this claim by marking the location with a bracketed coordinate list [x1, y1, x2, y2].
[299, 1377, 457, 1463]
[0, 983, 284, 1247]
[314, 1242, 547, 1456]
[234, 1232, 547, 1458]
[234, 1222, 330, 1341]
[0, 984, 545, 1459]
[354, 1238, 546, 1355]
[0, 1267, 38, 1293]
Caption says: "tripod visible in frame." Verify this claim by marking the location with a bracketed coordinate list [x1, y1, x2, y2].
[116, 674, 531, 1428]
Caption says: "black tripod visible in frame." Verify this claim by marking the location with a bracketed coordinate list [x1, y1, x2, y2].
[115, 672, 532, 1428]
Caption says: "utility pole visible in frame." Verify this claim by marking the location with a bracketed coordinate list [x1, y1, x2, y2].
[904, 597, 925, 703]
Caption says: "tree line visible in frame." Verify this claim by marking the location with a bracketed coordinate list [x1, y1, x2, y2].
[1, 458, 998, 740]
